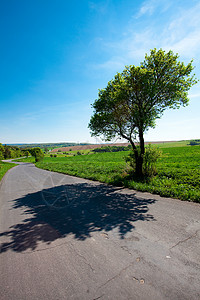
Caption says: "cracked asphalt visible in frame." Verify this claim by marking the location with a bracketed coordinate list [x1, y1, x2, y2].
[0, 162, 200, 299]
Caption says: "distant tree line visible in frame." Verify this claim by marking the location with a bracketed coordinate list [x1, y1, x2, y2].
[8, 142, 90, 150]
[189, 140, 200, 146]
[0, 143, 46, 162]
[0, 144, 28, 160]
[92, 145, 132, 153]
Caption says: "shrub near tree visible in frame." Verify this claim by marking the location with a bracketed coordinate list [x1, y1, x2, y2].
[89, 49, 197, 177]
[126, 144, 162, 177]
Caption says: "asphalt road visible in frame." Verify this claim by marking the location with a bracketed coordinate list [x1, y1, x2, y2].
[0, 162, 200, 300]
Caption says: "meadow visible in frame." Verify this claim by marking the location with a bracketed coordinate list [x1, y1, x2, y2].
[34, 145, 200, 203]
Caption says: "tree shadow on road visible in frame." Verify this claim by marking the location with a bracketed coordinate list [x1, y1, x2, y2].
[0, 183, 156, 253]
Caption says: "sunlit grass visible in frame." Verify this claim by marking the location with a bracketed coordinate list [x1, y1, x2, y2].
[0, 161, 17, 181]
[34, 145, 200, 203]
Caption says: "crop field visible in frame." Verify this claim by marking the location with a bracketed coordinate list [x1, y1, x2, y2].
[154, 140, 190, 148]
[0, 161, 16, 181]
[50, 140, 190, 153]
[33, 145, 200, 202]
[37, 151, 127, 183]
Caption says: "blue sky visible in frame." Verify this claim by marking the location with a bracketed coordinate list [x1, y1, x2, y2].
[0, 0, 199, 144]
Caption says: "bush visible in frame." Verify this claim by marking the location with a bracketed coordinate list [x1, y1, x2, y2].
[0, 151, 4, 160]
[35, 154, 43, 162]
[24, 150, 30, 158]
[92, 145, 131, 153]
[126, 144, 162, 177]
[29, 147, 44, 162]
[189, 140, 200, 146]
[143, 144, 162, 177]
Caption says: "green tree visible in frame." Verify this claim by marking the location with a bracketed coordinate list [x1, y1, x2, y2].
[0, 143, 4, 160]
[4, 146, 11, 159]
[29, 147, 44, 162]
[24, 150, 30, 158]
[89, 49, 197, 176]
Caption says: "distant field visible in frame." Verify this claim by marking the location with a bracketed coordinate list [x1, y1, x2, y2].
[51, 140, 191, 152]
[51, 143, 130, 152]
[0, 161, 16, 181]
[155, 140, 190, 148]
[35, 145, 200, 203]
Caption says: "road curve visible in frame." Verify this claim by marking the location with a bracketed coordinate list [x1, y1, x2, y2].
[0, 162, 200, 300]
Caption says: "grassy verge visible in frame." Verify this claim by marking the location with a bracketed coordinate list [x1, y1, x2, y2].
[0, 161, 17, 182]
[34, 145, 200, 203]
[14, 157, 35, 163]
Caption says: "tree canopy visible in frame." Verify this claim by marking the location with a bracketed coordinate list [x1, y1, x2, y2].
[89, 49, 197, 176]
[0, 144, 24, 160]
[29, 147, 44, 162]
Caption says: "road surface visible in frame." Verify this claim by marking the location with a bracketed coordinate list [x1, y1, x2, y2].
[0, 162, 200, 299]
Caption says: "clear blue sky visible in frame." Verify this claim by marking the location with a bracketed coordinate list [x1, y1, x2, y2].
[0, 0, 199, 144]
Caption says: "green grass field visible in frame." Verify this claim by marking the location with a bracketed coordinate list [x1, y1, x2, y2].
[153, 140, 190, 148]
[33, 145, 200, 203]
[37, 151, 127, 183]
[0, 161, 17, 182]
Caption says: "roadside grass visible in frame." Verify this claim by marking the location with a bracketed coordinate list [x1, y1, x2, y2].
[0, 161, 17, 181]
[34, 145, 200, 203]
[15, 157, 35, 163]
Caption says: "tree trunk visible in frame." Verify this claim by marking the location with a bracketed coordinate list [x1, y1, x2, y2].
[135, 155, 143, 177]
[139, 128, 145, 156]
[129, 138, 143, 177]
[130, 129, 145, 177]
